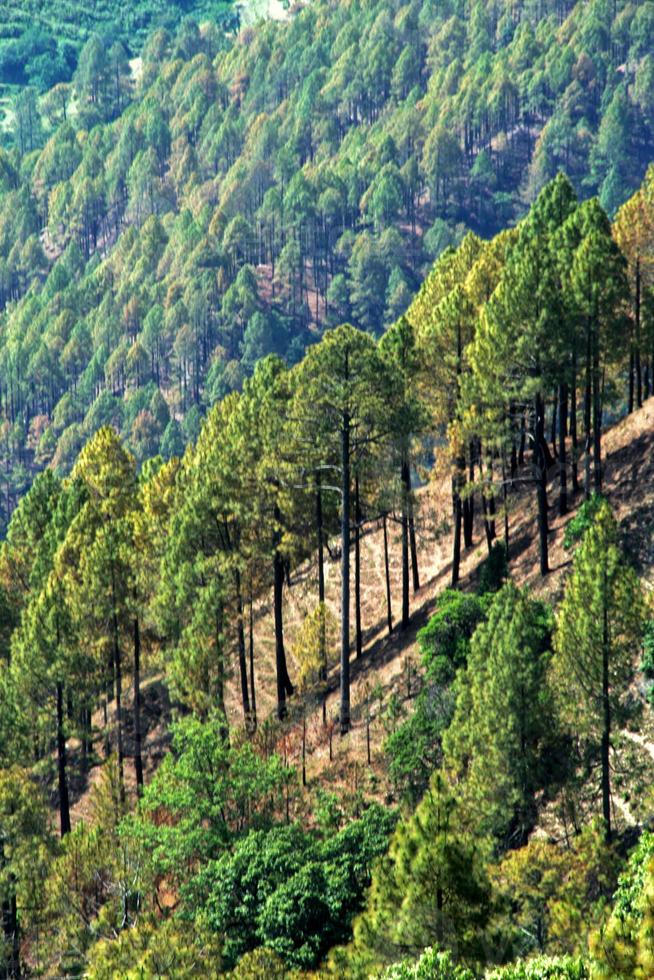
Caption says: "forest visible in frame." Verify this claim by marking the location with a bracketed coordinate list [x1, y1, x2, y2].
[0, 0, 652, 535]
[0, 0, 238, 93]
[1, 0, 654, 976]
[0, 156, 654, 974]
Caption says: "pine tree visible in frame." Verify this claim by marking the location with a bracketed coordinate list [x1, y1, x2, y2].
[443, 582, 553, 847]
[551, 499, 645, 842]
[340, 773, 491, 975]
[292, 325, 394, 733]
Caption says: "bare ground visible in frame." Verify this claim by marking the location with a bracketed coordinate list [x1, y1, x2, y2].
[70, 396, 654, 827]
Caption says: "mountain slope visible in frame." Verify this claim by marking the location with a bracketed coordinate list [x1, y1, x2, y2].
[0, 0, 652, 532]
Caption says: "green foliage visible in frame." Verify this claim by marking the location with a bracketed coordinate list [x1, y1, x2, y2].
[417, 589, 490, 676]
[0, 0, 650, 526]
[443, 584, 554, 847]
[563, 494, 607, 549]
[0, 2, 236, 91]
[384, 589, 491, 804]
[85, 916, 224, 979]
[380, 947, 475, 979]
[551, 499, 645, 839]
[340, 774, 492, 975]
[485, 956, 589, 979]
[123, 713, 291, 881]
[184, 804, 396, 970]
[478, 541, 509, 594]
[640, 620, 654, 706]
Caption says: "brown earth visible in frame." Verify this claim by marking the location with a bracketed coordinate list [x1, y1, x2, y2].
[71, 395, 654, 828]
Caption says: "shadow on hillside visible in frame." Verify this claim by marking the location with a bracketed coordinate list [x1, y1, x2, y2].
[65, 678, 173, 814]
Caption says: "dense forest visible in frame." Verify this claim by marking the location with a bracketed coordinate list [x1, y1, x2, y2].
[0, 0, 652, 534]
[0, 0, 238, 94]
[1, 0, 654, 976]
[0, 153, 653, 974]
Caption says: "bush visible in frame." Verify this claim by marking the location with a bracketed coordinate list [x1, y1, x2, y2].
[417, 589, 490, 674]
[563, 493, 606, 549]
[478, 541, 508, 594]
[380, 947, 475, 979]
[485, 956, 589, 979]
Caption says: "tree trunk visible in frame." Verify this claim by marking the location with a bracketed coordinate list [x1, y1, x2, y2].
[451, 473, 463, 588]
[601, 577, 611, 844]
[570, 352, 579, 493]
[234, 569, 251, 728]
[340, 412, 351, 734]
[402, 459, 419, 591]
[463, 447, 474, 548]
[534, 393, 549, 576]
[273, 539, 294, 720]
[133, 617, 144, 796]
[315, 473, 327, 725]
[302, 709, 307, 788]
[113, 622, 125, 804]
[558, 383, 568, 516]
[110, 567, 125, 803]
[354, 476, 362, 659]
[584, 320, 592, 498]
[248, 594, 257, 731]
[592, 327, 602, 492]
[636, 258, 642, 409]
[56, 682, 71, 837]
[316, 471, 326, 675]
[501, 453, 510, 561]
[383, 514, 393, 635]
[401, 473, 409, 630]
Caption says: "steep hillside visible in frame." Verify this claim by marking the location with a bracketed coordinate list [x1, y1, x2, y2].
[0, 0, 238, 93]
[0, 0, 652, 532]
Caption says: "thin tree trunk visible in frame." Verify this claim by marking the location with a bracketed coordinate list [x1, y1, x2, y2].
[601, 572, 611, 844]
[274, 543, 293, 720]
[584, 320, 592, 498]
[451, 473, 463, 588]
[534, 393, 549, 576]
[463, 447, 474, 548]
[249, 592, 257, 731]
[636, 260, 643, 409]
[402, 459, 419, 591]
[401, 473, 409, 629]
[113, 617, 125, 804]
[133, 617, 144, 796]
[56, 682, 71, 837]
[593, 327, 602, 491]
[302, 709, 307, 788]
[383, 514, 393, 635]
[354, 476, 362, 659]
[340, 411, 351, 734]
[501, 453, 510, 561]
[234, 569, 251, 727]
[570, 352, 579, 493]
[316, 471, 326, 675]
[558, 383, 568, 516]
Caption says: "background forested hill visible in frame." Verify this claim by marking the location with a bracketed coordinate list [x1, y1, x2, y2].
[0, 0, 238, 93]
[0, 0, 652, 533]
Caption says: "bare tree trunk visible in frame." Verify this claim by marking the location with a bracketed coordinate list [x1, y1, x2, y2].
[133, 617, 144, 795]
[56, 682, 71, 836]
[340, 412, 351, 734]
[249, 593, 257, 731]
[354, 476, 362, 659]
[558, 383, 568, 516]
[534, 393, 549, 576]
[451, 472, 463, 588]
[234, 569, 251, 728]
[383, 514, 393, 635]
